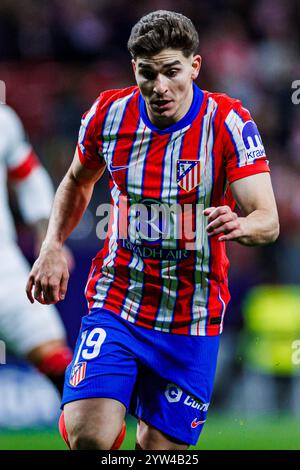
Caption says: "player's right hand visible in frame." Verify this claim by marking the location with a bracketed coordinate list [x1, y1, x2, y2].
[26, 242, 70, 305]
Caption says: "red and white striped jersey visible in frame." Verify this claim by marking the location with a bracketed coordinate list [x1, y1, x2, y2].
[79, 84, 270, 336]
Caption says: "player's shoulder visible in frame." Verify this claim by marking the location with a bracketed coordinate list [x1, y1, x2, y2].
[205, 91, 250, 120]
[94, 86, 138, 113]
[0, 103, 21, 124]
[0, 104, 24, 138]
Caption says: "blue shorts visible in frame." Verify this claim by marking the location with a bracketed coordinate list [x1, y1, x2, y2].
[62, 309, 220, 445]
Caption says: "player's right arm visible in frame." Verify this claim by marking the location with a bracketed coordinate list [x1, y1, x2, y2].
[26, 147, 106, 305]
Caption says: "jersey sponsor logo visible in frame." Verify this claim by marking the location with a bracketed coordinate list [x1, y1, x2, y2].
[69, 361, 87, 387]
[242, 121, 266, 162]
[177, 160, 201, 192]
[191, 418, 206, 428]
[121, 197, 204, 249]
[121, 239, 190, 260]
[133, 198, 168, 243]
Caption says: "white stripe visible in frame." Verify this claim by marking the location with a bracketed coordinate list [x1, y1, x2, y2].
[93, 184, 120, 309]
[218, 286, 226, 334]
[190, 97, 218, 335]
[154, 127, 189, 332]
[224, 109, 248, 167]
[102, 92, 135, 167]
[120, 253, 145, 323]
[161, 126, 190, 249]
[119, 120, 152, 323]
[78, 98, 100, 154]
[126, 120, 152, 197]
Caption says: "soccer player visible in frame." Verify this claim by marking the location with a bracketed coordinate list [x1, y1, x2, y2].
[26, 11, 279, 450]
[0, 103, 73, 394]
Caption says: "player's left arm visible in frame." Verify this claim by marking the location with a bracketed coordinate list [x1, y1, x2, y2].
[204, 172, 279, 245]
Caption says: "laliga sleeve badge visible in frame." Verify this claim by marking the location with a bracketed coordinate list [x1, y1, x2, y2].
[242, 121, 266, 162]
[177, 160, 201, 192]
[69, 361, 87, 387]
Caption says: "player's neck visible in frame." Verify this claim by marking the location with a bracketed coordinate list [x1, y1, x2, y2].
[146, 86, 194, 130]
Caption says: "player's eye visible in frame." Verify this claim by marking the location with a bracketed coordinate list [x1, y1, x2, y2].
[166, 69, 179, 78]
[140, 70, 156, 80]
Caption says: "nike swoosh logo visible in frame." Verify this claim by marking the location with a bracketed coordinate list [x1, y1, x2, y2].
[109, 163, 131, 172]
[191, 418, 206, 428]
[109, 160, 140, 172]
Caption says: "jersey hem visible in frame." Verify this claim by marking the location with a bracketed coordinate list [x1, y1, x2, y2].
[89, 306, 223, 336]
[61, 391, 129, 410]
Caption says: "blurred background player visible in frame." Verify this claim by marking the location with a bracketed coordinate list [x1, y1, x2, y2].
[0, 102, 73, 395]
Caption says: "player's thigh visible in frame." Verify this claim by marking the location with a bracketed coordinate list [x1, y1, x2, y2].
[64, 397, 126, 445]
[137, 419, 188, 450]
[132, 366, 213, 448]
[62, 311, 138, 425]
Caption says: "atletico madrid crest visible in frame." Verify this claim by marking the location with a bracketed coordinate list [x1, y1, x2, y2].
[177, 160, 201, 192]
[69, 361, 87, 387]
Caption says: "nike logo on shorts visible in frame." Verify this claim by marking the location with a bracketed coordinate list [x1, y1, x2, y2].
[191, 418, 206, 428]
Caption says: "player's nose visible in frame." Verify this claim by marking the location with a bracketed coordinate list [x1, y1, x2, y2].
[153, 74, 168, 95]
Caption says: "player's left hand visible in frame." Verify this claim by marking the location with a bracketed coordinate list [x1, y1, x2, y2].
[34, 242, 75, 272]
[203, 206, 247, 242]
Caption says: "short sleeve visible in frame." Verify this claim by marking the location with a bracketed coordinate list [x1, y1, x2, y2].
[77, 97, 106, 171]
[222, 102, 270, 183]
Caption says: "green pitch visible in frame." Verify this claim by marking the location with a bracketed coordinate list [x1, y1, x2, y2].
[0, 414, 299, 450]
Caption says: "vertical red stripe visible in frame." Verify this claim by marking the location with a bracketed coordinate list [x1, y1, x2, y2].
[170, 104, 205, 334]
[100, 97, 140, 314]
[135, 132, 172, 329]
[205, 104, 231, 335]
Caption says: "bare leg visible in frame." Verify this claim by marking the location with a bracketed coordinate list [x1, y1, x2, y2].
[136, 419, 189, 450]
[64, 397, 126, 450]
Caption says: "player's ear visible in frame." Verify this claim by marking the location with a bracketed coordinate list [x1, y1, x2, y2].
[132, 59, 137, 74]
[191, 55, 202, 80]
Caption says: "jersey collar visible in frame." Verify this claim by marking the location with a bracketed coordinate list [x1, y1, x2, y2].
[138, 82, 204, 134]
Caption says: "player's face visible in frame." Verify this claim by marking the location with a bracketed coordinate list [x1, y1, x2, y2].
[133, 49, 201, 128]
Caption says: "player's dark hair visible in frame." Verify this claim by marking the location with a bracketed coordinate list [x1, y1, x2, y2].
[127, 10, 199, 59]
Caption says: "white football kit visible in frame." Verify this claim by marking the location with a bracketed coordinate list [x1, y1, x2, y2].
[0, 104, 65, 355]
